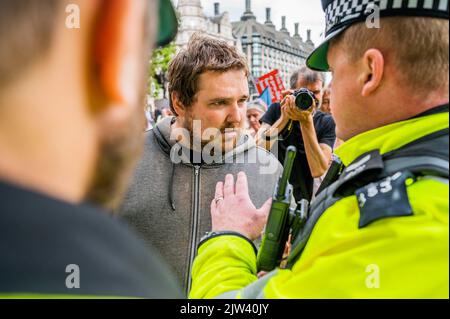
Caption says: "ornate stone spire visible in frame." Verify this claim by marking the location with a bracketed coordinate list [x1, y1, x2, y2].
[241, 0, 256, 21]
[264, 8, 275, 28]
[293, 23, 302, 41]
[175, 0, 206, 47]
[280, 16, 290, 35]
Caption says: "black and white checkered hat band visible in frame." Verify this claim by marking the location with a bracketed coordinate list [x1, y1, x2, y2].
[325, 0, 449, 34]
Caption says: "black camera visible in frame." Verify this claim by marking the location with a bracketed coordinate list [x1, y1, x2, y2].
[293, 88, 316, 111]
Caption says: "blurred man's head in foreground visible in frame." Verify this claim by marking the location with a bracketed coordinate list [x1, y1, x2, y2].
[0, 0, 176, 210]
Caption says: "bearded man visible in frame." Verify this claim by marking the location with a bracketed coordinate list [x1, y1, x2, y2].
[119, 34, 281, 294]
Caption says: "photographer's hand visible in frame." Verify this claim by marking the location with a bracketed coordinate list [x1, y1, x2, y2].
[211, 172, 272, 241]
[284, 95, 315, 124]
[280, 90, 294, 124]
[255, 91, 292, 151]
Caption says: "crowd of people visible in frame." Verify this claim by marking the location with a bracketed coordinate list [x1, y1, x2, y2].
[0, 0, 448, 300]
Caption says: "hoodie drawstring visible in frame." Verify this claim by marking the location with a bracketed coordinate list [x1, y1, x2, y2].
[168, 162, 176, 211]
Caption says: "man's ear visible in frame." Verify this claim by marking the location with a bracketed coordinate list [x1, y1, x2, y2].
[93, 0, 147, 108]
[171, 92, 187, 117]
[360, 48, 384, 97]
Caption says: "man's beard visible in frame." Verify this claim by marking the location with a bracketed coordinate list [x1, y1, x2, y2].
[85, 106, 145, 213]
[181, 113, 244, 155]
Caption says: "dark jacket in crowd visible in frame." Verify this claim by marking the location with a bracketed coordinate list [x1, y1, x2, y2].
[0, 180, 183, 298]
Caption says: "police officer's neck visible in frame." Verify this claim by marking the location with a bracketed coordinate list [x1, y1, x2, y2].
[404, 86, 449, 118]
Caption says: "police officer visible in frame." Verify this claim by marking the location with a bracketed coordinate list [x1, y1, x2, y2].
[190, 0, 449, 298]
[0, 0, 182, 298]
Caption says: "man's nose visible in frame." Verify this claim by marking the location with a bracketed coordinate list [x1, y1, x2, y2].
[227, 103, 242, 123]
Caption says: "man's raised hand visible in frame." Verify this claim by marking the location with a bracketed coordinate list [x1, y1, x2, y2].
[211, 172, 272, 241]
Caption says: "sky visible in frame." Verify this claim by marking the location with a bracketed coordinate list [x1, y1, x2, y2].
[172, 0, 326, 46]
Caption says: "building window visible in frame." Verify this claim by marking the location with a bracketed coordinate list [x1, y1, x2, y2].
[253, 54, 261, 67]
[253, 43, 261, 55]
[252, 68, 260, 78]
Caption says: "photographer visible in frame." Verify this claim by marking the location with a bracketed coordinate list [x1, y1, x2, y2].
[256, 67, 336, 201]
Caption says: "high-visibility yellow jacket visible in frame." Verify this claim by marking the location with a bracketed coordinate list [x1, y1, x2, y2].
[189, 110, 449, 299]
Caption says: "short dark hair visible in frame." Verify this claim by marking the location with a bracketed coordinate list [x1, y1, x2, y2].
[290, 66, 325, 90]
[0, 0, 61, 87]
[167, 34, 249, 115]
[332, 17, 449, 94]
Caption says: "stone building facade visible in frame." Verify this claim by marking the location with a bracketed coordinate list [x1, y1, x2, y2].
[233, 0, 315, 89]
[175, 0, 234, 48]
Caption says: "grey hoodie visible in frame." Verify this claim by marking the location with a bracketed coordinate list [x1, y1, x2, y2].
[119, 117, 282, 294]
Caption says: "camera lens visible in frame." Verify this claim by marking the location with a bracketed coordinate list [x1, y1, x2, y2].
[295, 92, 314, 110]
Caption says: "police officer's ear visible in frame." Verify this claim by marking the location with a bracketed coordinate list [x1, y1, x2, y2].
[91, 0, 153, 123]
[360, 48, 385, 97]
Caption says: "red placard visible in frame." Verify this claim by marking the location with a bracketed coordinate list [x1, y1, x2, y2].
[255, 70, 286, 103]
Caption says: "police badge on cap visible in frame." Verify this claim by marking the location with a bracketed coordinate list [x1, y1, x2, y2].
[307, 0, 450, 71]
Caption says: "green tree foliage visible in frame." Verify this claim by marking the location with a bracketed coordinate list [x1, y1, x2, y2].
[148, 43, 177, 98]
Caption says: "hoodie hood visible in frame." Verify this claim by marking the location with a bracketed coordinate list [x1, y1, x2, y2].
[154, 117, 257, 166]
[120, 116, 282, 293]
